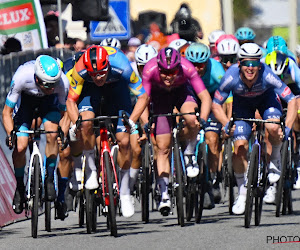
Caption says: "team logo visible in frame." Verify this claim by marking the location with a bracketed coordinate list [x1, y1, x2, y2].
[130, 71, 139, 84]
[214, 90, 224, 102]
[281, 86, 291, 98]
[103, 46, 117, 55]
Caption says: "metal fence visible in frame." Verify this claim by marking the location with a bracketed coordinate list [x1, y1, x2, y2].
[0, 47, 74, 111]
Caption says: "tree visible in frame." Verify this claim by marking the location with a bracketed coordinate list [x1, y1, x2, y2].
[233, 0, 253, 28]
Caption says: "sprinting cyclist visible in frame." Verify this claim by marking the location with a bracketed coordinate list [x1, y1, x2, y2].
[234, 27, 256, 45]
[265, 50, 300, 192]
[66, 45, 146, 218]
[168, 38, 188, 52]
[2, 55, 69, 214]
[265, 36, 296, 62]
[212, 43, 297, 215]
[135, 44, 158, 76]
[100, 37, 122, 49]
[185, 42, 225, 208]
[130, 47, 211, 215]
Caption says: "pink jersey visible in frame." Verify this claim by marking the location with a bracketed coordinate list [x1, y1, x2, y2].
[142, 57, 207, 96]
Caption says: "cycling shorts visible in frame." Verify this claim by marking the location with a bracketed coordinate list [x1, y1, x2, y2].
[205, 112, 222, 134]
[151, 85, 197, 135]
[232, 89, 282, 141]
[13, 93, 60, 137]
[77, 81, 133, 134]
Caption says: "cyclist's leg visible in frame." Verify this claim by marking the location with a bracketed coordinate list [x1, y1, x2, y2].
[129, 132, 141, 195]
[293, 97, 300, 189]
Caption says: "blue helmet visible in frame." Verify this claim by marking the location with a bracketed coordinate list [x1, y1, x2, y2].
[34, 55, 62, 88]
[266, 36, 288, 54]
[235, 27, 256, 41]
[185, 42, 211, 63]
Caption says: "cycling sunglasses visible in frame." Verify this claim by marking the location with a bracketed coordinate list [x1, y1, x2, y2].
[221, 55, 237, 64]
[193, 62, 206, 69]
[240, 60, 261, 67]
[159, 67, 180, 76]
[36, 76, 59, 89]
[88, 67, 109, 78]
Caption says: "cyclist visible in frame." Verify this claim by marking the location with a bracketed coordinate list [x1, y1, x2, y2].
[130, 47, 211, 215]
[135, 44, 158, 76]
[265, 36, 296, 62]
[2, 55, 69, 214]
[100, 37, 122, 49]
[208, 30, 226, 60]
[66, 45, 146, 218]
[212, 43, 297, 215]
[265, 50, 300, 193]
[185, 42, 225, 208]
[234, 27, 256, 45]
[168, 38, 188, 51]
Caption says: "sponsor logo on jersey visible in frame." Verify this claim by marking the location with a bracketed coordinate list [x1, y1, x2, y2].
[281, 86, 291, 98]
[266, 73, 282, 88]
[214, 90, 224, 102]
[70, 78, 78, 88]
[0, 3, 36, 30]
[130, 71, 139, 84]
[111, 66, 123, 75]
[103, 46, 117, 55]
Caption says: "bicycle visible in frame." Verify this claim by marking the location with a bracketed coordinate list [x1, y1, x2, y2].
[149, 109, 200, 227]
[229, 116, 282, 228]
[10, 121, 64, 238]
[75, 112, 130, 237]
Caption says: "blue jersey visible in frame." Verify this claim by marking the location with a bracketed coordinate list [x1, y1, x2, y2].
[213, 63, 295, 105]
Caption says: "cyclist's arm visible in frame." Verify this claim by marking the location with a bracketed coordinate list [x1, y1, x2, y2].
[196, 89, 212, 121]
[212, 88, 231, 126]
[59, 111, 71, 135]
[129, 92, 150, 124]
[2, 105, 14, 135]
[286, 98, 297, 129]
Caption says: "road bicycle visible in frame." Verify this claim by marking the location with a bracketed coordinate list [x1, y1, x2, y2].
[75, 112, 130, 237]
[10, 120, 64, 238]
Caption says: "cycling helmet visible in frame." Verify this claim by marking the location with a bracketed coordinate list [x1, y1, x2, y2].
[34, 55, 62, 88]
[179, 43, 190, 58]
[185, 43, 211, 63]
[235, 27, 256, 41]
[208, 30, 226, 45]
[83, 45, 109, 72]
[265, 51, 289, 76]
[56, 58, 63, 69]
[215, 34, 239, 48]
[157, 47, 181, 70]
[100, 38, 121, 49]
[266, 36, 288, 54]
[237, 43, 262, 60]
[135, 44, 158, 66]
[217, 39, 240, 55]
[168, 39, 187, 51]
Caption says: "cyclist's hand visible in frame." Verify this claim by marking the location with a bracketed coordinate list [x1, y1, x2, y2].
[6, 135, 13, 149]
[57, 135, 68, 150]
[200, 118, 207, 129]
[138, 132, 147, 143]
[223, 122, 235, 137]
[69, 124, 78, 142]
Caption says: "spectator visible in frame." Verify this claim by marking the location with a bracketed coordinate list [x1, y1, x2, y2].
[145, 22, 167, 51]
[170, 3, 203, 42]
[1, 37, 22, 55]
[126, 37, 141, 62]
[44, 12, 60, 47]
[73, 38, 85, 52]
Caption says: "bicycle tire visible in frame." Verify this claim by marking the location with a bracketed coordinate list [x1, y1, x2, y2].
[195, 142, 208, 224]
[78, 193, 84, 227]
[276, 140, 288, 217]
[104, 151, 118, 237]
[45, 201, 51, 232]
[254, 142, 267, 226]
[31, 154, 40, 238]
[141, 143, 150, 223]
[173, 143, 185, 227]
[245, 144, 258, 228]
[85, 189, 94, 234]
[226, 138, 235, 215]
[185, 177, 195, 222]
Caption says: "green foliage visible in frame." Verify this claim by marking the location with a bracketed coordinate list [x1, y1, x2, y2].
[272, 26, 300, 44]
[233, 0, 253, 28]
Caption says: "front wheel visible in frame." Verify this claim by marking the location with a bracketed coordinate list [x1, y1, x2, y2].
[85, 189, 96, 234]
[141, 143, 150, 223]
[32, 155, 41, 238]
[45, 201, 51, 232]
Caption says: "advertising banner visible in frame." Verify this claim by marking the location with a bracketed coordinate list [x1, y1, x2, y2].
[0, 0, 48, 51]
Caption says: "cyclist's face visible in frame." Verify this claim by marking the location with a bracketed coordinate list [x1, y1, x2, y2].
[159, 67, 179, 86]
[193, 62, 207, 77]
[239, 59, 261, 82]
[35, 78, 55, 95]
[89, 71, 109, 86]
[137, 64, 145, 76]
[220, 55, 237, 71]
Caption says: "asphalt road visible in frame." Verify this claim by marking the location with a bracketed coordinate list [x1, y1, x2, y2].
[1, 188, 300, 250]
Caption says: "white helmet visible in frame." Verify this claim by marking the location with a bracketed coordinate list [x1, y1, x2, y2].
[237, 43, 262, 60]
[217, 39, 240, 55]
[35, 55, 61, 88]
[168, 39, 187, 51]
[208, 30, 226, 44]
[100, 38, 121, 49]
[135, 44, 158, 65]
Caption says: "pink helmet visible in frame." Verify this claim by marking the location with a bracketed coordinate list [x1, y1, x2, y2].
[215, 34, 239, 49]
[157, 47, 181, 70]
[217, 38, 240, 55]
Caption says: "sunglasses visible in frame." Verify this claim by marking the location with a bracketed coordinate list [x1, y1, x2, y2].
[88, 67, 109, 77]
[36, 76, 59, 89]
[221, 55, 237, 64]
[240, 60, 261, 67]
[193, 62, 206, 69]
[159, 67, 179, 76]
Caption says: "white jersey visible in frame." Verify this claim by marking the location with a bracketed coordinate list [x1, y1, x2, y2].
[5, 60, 69, 111]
